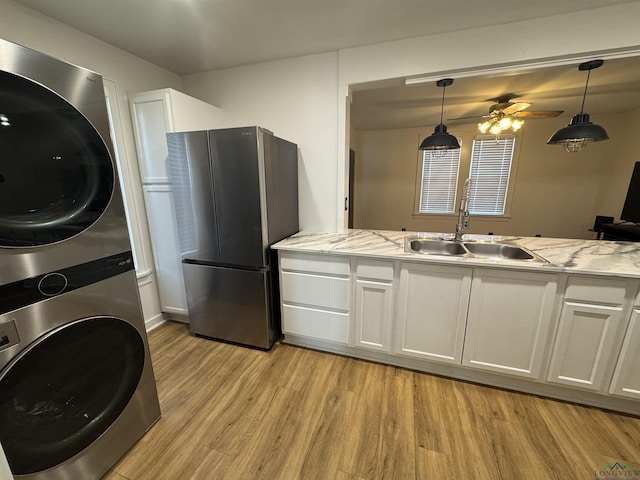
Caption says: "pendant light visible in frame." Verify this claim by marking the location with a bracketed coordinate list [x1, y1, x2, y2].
[419, 78, 460, 152]
[547, 59, 609, 153]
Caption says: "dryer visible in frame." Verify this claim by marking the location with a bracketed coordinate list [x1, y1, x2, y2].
[0, 38, 131, 285]
[0, 38, 161, 479]
[0, 251, 161, 479]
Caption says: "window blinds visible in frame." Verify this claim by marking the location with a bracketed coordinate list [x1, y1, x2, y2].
[468, 136, 515, 215]
[418, 148, 461, 214]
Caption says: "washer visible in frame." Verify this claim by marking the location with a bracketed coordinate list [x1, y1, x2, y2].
[0, 251, 161, 479]
[0, 38, 132, 285]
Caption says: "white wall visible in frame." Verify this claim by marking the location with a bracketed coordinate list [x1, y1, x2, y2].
[1, 0, 185, 325]
[183, 52, 339, 232]
[352, 109, 637, 239]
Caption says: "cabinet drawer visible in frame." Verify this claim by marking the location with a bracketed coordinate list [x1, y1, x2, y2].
[281, 272, 349, 311]
[280, 252, 350, 276]
[564, 276, 630, 305]
[356, 259, 394, 281]
[282, 304, 349, 344]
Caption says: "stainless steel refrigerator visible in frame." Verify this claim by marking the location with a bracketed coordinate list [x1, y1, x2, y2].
[166, 127, 299, 349]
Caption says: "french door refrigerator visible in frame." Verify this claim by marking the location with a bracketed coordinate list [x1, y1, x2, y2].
[167, 127, 298, 349]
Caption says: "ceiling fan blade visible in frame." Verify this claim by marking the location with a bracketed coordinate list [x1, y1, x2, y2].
[513, 110, 564, 118]
[447, 114, 489, 122]
[502, 102, 531, 114]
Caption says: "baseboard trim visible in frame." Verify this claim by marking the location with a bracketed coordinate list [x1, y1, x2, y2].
[145, 314, 166, 332]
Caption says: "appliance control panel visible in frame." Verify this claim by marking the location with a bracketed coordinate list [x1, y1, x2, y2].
[0, 319, 20, 353]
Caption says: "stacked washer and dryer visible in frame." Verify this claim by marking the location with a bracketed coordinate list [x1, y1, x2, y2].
[0, 39, 161, 479]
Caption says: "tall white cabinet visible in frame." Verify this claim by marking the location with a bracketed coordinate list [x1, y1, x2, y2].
[130, 88, 225, 319]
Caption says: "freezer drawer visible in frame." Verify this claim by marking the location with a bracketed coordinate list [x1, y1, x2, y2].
[182, 263, 277, 349]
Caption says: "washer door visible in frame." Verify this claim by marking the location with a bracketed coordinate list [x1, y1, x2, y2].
[0, 70, 114, 247]
[0, 317, 145, 476]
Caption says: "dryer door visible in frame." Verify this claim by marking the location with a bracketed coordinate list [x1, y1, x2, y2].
[0, 316, 145, 476]
[0, 70, 114, 247]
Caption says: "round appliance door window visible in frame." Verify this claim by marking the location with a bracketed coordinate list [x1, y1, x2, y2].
[0, 70, 114, 247]
[0, 317, 145, 475]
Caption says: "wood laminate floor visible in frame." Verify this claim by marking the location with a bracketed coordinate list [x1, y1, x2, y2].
[105, 321, 640, 479]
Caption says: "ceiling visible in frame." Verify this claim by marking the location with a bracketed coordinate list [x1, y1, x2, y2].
[350, 56, 640, 131]
[12, 0, 638, 75]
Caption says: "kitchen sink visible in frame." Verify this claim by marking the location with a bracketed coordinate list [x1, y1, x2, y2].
[407, 239, 467, 256]
[405, 237, 547, 263]
[463, 242, 535, 260]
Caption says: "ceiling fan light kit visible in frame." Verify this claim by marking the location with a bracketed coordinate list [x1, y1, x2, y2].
[547, 59, 609, 153]
[419, 78, 460, 153]
[478, 114, 524, 136]
[449, 94, 563, 137]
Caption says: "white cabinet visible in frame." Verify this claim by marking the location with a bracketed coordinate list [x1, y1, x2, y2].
[279, 252, 351, 344]
[394, 263, 472, 364]
[353, 259, 394, 352]
[129, 88, 225, 317]
[610, 309, 640, 399]
[462, 269, 558, 379]
[547, 276, 635, 392]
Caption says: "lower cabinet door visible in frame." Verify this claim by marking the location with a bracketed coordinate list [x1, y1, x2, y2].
[394, 263, 472, 364]
[354, 279, 392, 352]
[462, 269, 558, 379]
[610, 309, 640, 399]
[547, 301, 626, 392]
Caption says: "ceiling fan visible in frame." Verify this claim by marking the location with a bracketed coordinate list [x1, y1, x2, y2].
[449, 94, 564, 135]
[450, 94, 564, 122]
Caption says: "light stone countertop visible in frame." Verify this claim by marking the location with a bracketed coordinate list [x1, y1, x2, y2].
[272, 229, 640, 279]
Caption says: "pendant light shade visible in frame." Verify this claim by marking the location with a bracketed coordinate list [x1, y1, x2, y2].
[547, 60, 608, 153]
[546, 112, 609, 152]
[419, 78, 460, 151]
[419, 123, 461, 150]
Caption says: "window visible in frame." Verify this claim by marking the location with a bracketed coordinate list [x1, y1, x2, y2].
[416, 134, 516, 216]
[417, 147, 462, 214]
[468, 135, 515, 215]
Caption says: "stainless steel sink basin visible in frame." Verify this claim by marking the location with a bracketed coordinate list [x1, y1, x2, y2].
[463, 242, 535, 260]
[407, 239, 467, 256]
[405, 237, 547, 263]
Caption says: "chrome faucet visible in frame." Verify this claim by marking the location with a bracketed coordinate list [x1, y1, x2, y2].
[454, 179, 471, 242]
